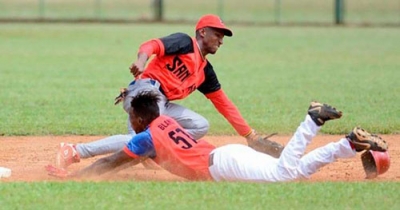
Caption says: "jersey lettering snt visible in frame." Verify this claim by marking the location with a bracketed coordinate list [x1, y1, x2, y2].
[166, 56, 191, 82]
[142, 34, 210, 100]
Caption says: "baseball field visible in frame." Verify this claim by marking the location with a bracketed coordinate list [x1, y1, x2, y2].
[1, 23, 400, 209]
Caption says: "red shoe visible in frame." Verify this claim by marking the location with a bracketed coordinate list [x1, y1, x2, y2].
[56, 143, 80, 169]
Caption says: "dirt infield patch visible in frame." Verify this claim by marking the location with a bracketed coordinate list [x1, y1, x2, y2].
[1, 135, 399, 182]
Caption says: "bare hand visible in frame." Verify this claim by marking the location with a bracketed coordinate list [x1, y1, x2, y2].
[129, 62, 144, 78]
[45, 164, 71, 178]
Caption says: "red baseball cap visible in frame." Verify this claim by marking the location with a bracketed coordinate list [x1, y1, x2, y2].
[195, 14, 233, 37]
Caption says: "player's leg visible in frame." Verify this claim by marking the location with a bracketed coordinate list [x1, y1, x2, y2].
[296, 126, 388, 178]
[209, 102, 342, 183]
[76, 116, 142, 160]
[56, 134, 133, 169]
[164, 102, 209, 140]
[274, 115, 320, 180]
[296, 138, 356, 178]
[77, 134, 133, 158]
[208, 144, 280, 182]
[118, 79, 209, 141]
[56, 79, 164, 168]
[275, 102, 343, 180]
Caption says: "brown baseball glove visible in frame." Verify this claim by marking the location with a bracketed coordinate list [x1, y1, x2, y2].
[114, 88, 129, 105]
[246, 130, 284, 158]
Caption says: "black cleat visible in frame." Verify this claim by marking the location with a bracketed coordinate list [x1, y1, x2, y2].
[308, 101, 343, 126]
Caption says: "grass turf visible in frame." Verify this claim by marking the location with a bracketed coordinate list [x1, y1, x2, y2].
[0, 24, 399, 135]
[1, 182, 400, 210]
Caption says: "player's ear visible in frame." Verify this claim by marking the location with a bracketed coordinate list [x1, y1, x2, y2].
[137, 117, 144, 124]
[199, 28, 207, 37]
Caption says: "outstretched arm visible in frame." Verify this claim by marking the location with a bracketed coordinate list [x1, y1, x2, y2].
[205, 89, 252, 136]
[74, 150, 142, 178]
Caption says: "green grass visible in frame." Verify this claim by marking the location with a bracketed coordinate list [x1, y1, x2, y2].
[0, 0, 399, 24]
[1, 182, 400, 210]
[1, 23, 399, 135]
[0, 23, 399, 210]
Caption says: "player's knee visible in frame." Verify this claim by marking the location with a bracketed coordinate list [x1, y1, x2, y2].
[277, 166, 299, 181]
[189, 118, 209, 140]
[123, 96, 134, 113]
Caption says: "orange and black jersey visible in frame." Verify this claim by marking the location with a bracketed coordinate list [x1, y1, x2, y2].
[138, 32, 252, 136]
[140, 32, 220, 100]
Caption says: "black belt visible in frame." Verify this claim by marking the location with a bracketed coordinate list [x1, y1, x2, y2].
[208, 153, 214, 167]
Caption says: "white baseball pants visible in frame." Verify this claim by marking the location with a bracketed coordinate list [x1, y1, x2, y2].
[208, 115, 356, 182]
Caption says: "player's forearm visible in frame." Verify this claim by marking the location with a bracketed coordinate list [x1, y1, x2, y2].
[74, 158, 118, 177]
[217, 105, 252, 136]
[74, 153, 139, 178]
[206, 90, 252, 136]
[135, 52, 149, 69]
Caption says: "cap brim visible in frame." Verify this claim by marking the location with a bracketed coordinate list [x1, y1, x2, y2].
[222, 29, 233, 37]
[209, 26, 233, 37]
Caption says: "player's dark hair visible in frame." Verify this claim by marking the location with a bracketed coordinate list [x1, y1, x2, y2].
[130, 90, 160, 123]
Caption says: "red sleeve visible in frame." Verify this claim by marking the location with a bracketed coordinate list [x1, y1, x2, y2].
[123, 146, 139, 158]
[138, 39, 165, 58]
[205, 89, 252, 136]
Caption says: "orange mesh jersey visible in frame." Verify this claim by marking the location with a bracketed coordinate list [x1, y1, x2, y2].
[124, 115, 215, 181]
[140, 33, 221, 100]
[137, 32, 252, 136]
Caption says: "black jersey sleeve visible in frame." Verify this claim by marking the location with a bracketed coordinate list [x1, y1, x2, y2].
[197, 61, 221, 95]
[159, 33, 194, 55]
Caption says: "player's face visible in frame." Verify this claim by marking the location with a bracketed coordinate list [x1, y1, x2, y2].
[203, 27, 225, 55]
[129, 112, 145, 133]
